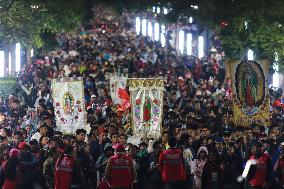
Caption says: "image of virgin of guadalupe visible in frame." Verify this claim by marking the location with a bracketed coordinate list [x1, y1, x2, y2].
[235, 61, 265, 116]
[244, 73, 258, 107]
[63, 92, 74, 115]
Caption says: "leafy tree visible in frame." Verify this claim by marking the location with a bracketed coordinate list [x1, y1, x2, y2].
[0, 0, 87, 50]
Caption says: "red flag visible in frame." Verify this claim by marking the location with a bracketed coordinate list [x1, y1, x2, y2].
[118, 88, 130, 100]
[117, 88, 131, 112]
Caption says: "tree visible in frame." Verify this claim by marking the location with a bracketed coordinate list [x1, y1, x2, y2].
[0, 0, 87, 49]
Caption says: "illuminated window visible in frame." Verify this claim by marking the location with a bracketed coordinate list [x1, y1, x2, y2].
[135, 17, 141, 35]
[154, 23, 160, 41]
[186, 33, 192, 55]
[178, 30, 185, 53]
[142, 19, 147, 36]
[198, 36, 204, 58]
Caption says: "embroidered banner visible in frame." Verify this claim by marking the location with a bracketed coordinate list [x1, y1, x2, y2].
[227, 60, 270, 126]
[51, 78, 86, 133]
[129, 78, 164, 139]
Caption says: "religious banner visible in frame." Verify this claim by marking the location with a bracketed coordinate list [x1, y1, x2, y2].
[51, 78, 86, 133]
[110, 76, 130, 111]
[129, 78, 164, 138]
[227, 60, 270, 126]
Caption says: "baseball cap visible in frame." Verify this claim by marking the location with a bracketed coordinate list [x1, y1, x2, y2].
[9, 149, 20, 158]
[18, 142, 28, 150]
[114, 143, 125, 152]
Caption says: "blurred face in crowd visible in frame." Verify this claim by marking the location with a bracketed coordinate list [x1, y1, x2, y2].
[45, 118, 52, 126]
[37, 105, 45, 114]
[76, 132, 86, 142]
[0, 114, 6, 124]
[245, 129, 253, 139]
[111, 134, 119, 144]
[199, 150, 207, 160]
[41, 137, 49, 147]
[13, 134, 22, 146]
[119, 135, 127, 145]
[215, 142, 223, 151]
[251, 145, 264, 157]
[0, 129, 7, 137]
[227, 146, 235, 156]
[49, 140, 57, 150]
[201, 128, 209, 137]
[162, 133, 169, 145]
[40, 126, 48, 136]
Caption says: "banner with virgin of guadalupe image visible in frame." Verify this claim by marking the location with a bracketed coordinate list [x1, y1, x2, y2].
[227, 60, 270, 126]
[129, 79, 164, 139]
[51, 78, 86, 133]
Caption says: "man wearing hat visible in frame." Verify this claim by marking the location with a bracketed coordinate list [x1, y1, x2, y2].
[105, 143, 135, 189]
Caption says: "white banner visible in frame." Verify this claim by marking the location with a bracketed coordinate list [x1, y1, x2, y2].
[52, 78, 86, 133]
[129, 79, 164, 139]
[110, 76, 128, 104]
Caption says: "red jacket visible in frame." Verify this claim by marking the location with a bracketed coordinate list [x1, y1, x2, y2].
[159, 148, 186, 182]
[54, 155, 75, 189]
[249, 154, 270, 187]
[109, 153, 134, 188]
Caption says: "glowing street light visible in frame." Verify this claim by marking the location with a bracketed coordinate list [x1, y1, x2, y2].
[198, 36, 204, 58]
[147, 22, 153, 37]
[163, 8, 168, 15]
[142, 19, 147, 36]
[273, 52, 279, 88]
[178, 30, 185, 53]
[186, 33, 192, 55]
[0, 51, 4, 77]
[16, 43, 21, 72]
[247, 49, 254, 60]
[135, 17, 141, 35]
[154, 23, 160, 41]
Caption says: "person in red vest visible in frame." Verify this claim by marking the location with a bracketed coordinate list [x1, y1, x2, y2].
[274, 142, 284, 188]
[54, 145, 88, 189]
[247, 141, 272, 189]
[105, 143, 136, 189]
[159, 136, 187, 189]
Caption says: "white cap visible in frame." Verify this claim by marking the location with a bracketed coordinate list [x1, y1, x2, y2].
[91, 95, 96, 98]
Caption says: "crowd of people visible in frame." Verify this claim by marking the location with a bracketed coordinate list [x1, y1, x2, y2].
[0, 5, 284, 189]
